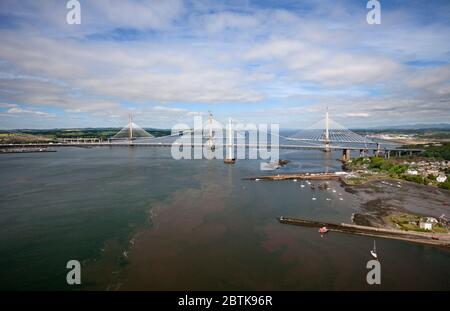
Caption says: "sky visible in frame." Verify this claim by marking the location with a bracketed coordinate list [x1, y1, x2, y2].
[0, 0, 450, 129]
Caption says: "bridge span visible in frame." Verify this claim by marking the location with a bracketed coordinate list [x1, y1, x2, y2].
[0, 110, 425, 161]
[0, 142, 423, 161]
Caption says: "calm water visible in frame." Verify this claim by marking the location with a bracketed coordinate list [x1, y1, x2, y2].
[0, 147, 449, 290]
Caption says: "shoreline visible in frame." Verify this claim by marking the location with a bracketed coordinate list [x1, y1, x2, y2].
[246, 171, 450, 247]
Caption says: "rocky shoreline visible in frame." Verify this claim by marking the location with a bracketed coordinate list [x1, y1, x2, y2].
[345, 178, 450, 230]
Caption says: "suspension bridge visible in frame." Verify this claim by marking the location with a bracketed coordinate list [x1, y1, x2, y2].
[0, 110, 423, 161]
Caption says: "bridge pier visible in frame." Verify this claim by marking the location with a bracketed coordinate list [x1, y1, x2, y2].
[342, 149, 351, 162]
[374, 143, 381, 157]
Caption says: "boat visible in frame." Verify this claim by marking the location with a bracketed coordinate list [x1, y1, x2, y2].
[319, 226, 329, 234]
[224, 158, 236, 164]
[370, 240, 378, 259]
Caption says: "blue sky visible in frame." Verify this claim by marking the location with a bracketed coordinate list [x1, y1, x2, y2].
[0, 0, 450, 129]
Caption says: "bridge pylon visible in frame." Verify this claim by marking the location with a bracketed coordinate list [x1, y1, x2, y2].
[128, 113, 134, 143]
[224, 117, 235, 164]
[323, 107, 331, 152]
[206, 111, 216, 151]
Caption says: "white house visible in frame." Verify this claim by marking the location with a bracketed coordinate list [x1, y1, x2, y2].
[406, 169, 418, 175]
[419, 221, 433, 231]
[437, 175, 447, 183]
[419, 217, 438, 231]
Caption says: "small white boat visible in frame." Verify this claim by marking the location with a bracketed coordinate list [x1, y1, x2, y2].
[300, 184, 305, 188]
[370, 240, 378, 259]
[312, 197, 317, 201]
[326, 198, 331, 201]
[293, 179, 297, 182]
[255, 178, 260, 182]
[339, 198, 343, 201]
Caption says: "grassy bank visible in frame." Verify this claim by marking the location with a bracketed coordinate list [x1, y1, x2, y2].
[346, 156, 450, 190]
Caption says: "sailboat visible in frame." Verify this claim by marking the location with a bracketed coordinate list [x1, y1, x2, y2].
[370, 240, 378, 259]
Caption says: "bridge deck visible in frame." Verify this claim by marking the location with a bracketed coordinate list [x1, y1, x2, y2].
[0, 143, 424, 152]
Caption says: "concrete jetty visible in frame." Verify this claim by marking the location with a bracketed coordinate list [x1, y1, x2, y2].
[245, 172, 343, 181]
[278, 216, 450, 248]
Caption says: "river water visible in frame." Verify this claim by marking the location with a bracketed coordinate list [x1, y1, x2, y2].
[0, 147, 449, 290]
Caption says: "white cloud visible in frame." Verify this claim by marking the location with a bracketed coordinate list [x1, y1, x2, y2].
[0, 0, 449, 128]
[345, 112, 370, 118]
[153, 106, 187, 113]
[7, 107, 55, 117]
[0, 103, 17, 108]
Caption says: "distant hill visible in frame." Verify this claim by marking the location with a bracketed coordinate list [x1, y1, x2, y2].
[362, 123, 450, 131]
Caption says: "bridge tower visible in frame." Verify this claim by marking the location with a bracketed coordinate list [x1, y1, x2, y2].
[224, 117, 235, 164]
[324, 107, 331, 152]
[128, 113, 133, 141]
[206, 111, 215, 151]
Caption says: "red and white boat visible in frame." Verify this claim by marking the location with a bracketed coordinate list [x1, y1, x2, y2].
[318, 226, 329, 234]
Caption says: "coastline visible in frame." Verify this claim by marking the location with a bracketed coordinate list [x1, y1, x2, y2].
[248, 172, 450, 247]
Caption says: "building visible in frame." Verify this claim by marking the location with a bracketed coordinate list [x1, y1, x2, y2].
[419, 221, 433, 231]
[419, 217, 438, 231]
[437, 175, 447, 183]
[406, 169, 418, 175]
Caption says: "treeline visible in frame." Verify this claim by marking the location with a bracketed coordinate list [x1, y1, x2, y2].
[1, 128, 171, 140]
[421, 142, 450, 161]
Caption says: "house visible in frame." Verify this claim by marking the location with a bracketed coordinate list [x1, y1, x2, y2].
[425, 217, 438, 224]
[419, 217, 438, 230]
[406, 169, 418, 175]
[437, 175, 447, 183]
[419, 221, 433, 231]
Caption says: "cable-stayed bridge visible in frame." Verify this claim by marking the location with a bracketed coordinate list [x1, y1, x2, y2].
[1, 111, 423, 161]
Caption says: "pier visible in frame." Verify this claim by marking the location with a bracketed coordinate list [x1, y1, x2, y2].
[244, 172, 343, 181]
[278, 217, 450, 247]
